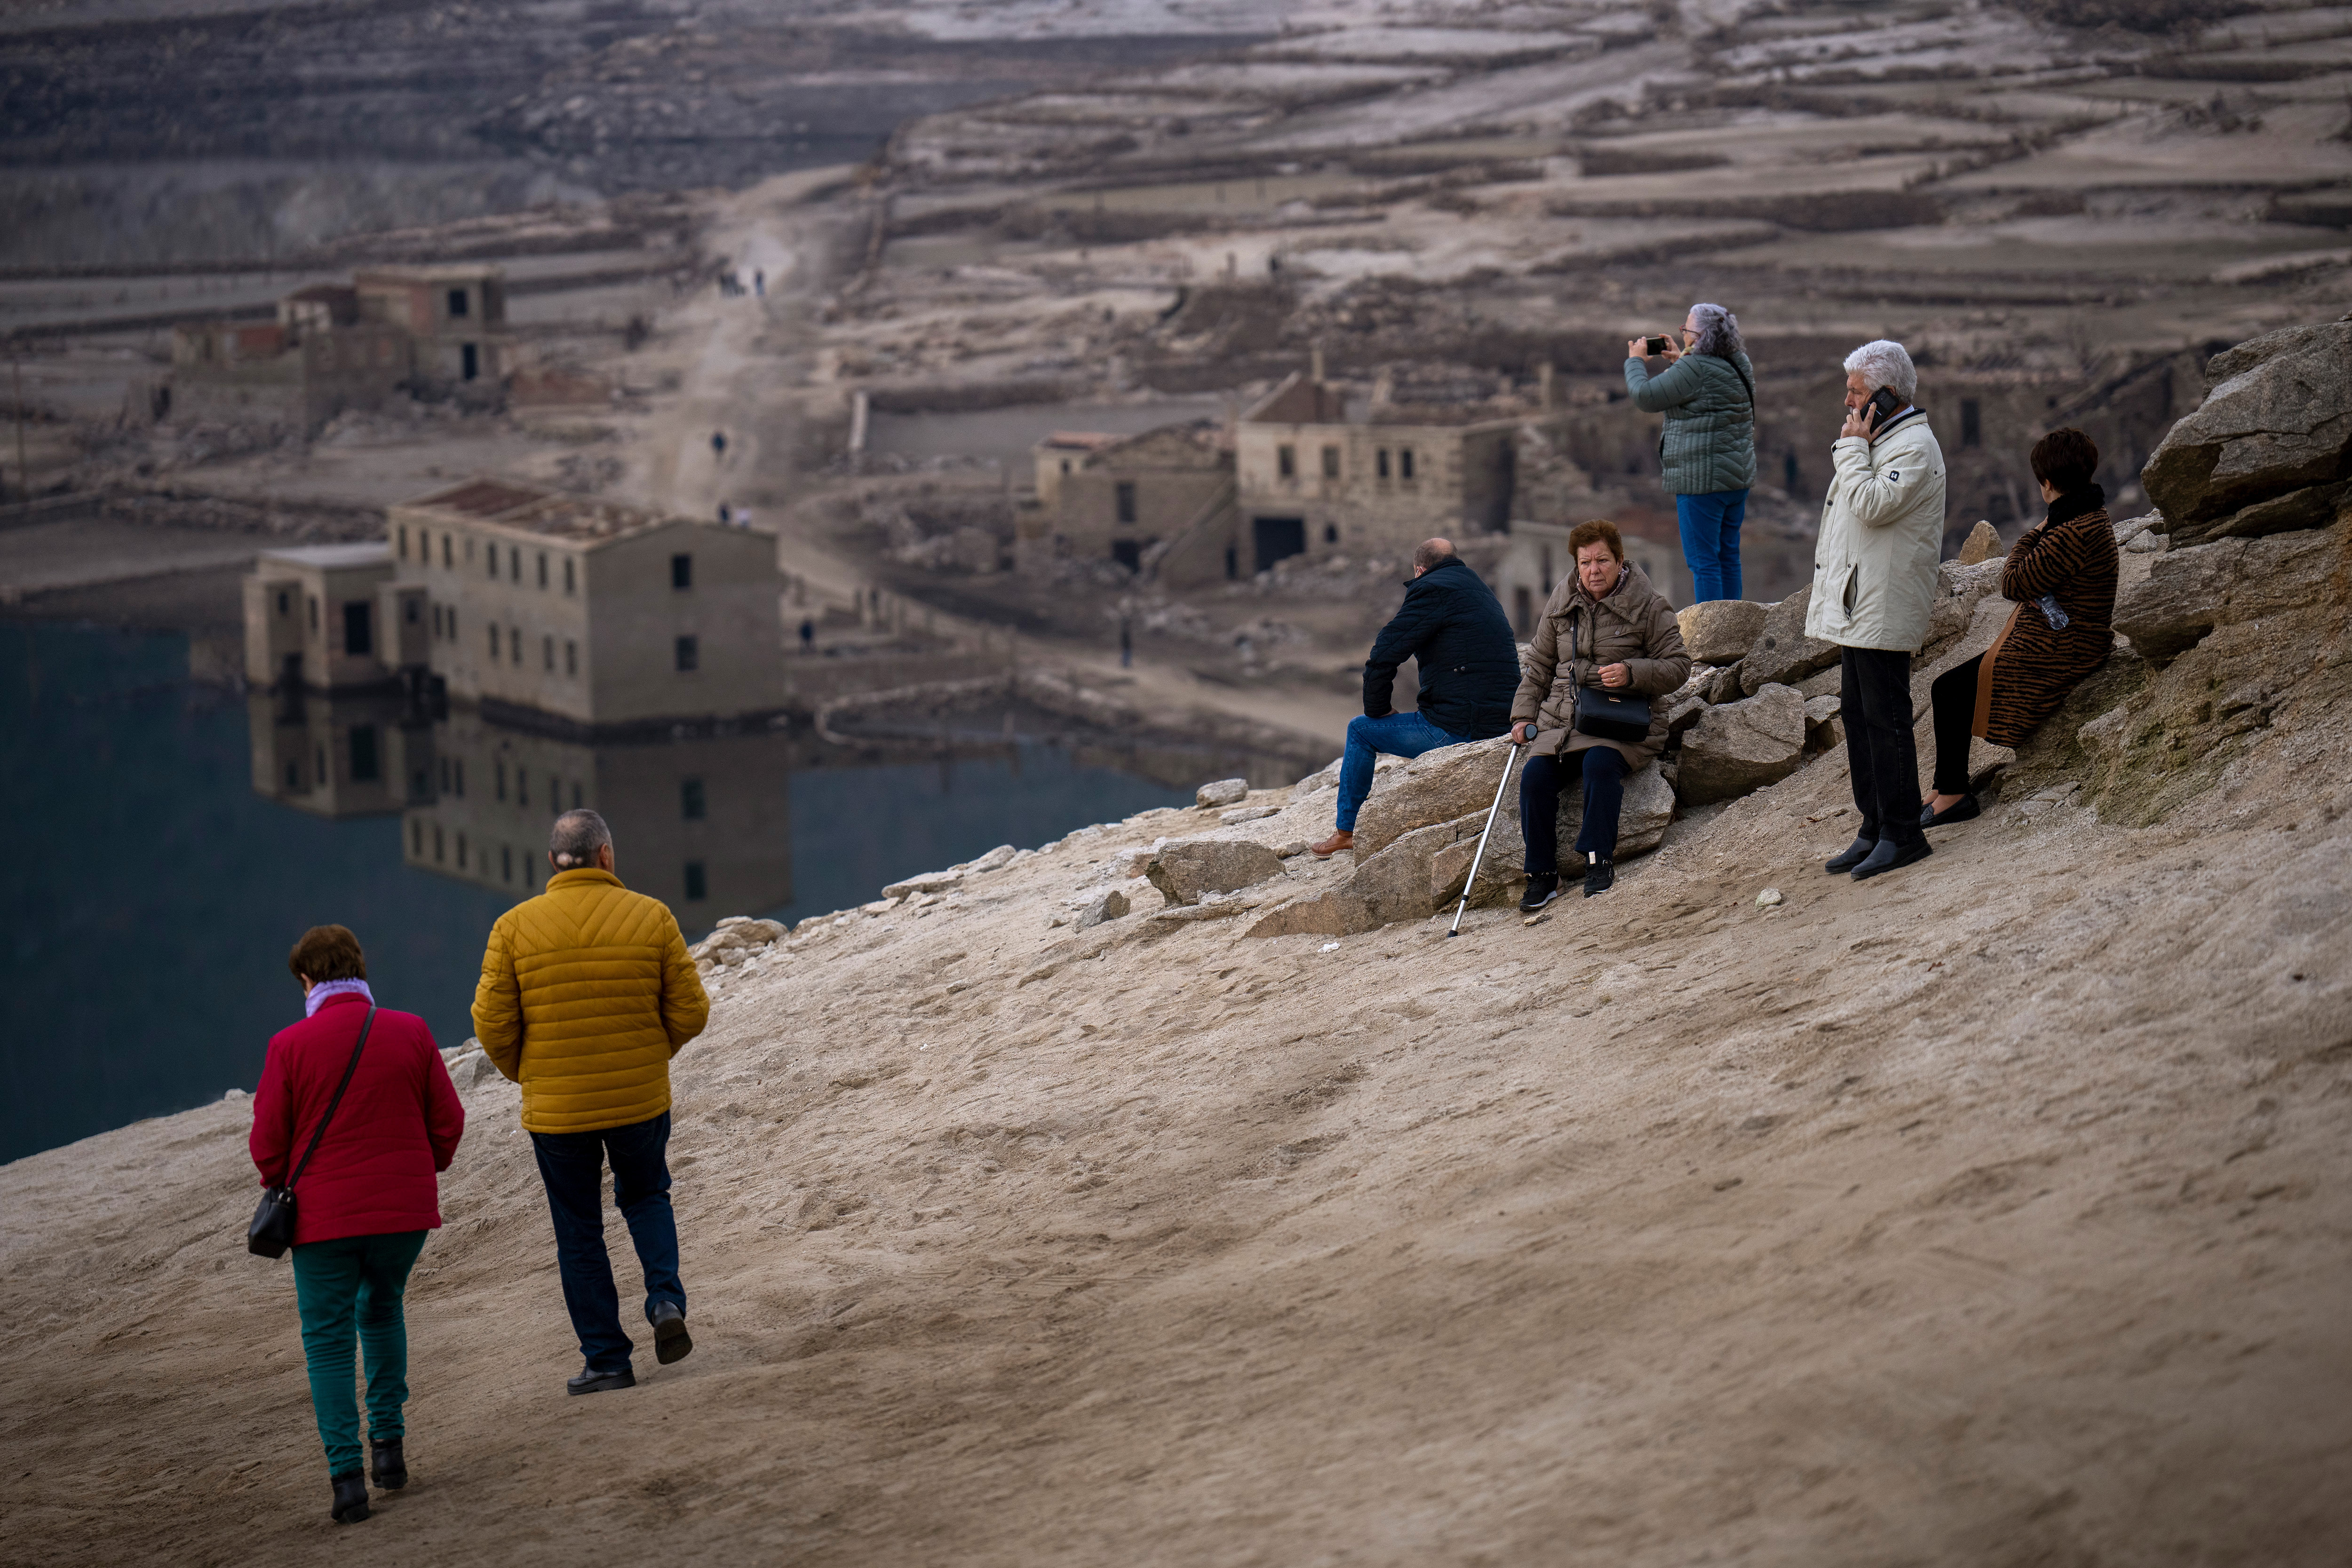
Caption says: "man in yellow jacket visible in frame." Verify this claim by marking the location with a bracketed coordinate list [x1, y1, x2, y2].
[474, 808, 710, 1395]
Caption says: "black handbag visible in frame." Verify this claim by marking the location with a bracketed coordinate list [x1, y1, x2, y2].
[1569, 607, 1653, 745]
[247, 1005, 375, 1259]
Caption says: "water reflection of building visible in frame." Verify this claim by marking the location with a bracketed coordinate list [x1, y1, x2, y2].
[246, 686, 434, 818]
[400, 713, 794, 918]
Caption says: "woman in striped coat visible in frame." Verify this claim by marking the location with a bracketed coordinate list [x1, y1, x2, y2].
[1922, 428, 2120, 827]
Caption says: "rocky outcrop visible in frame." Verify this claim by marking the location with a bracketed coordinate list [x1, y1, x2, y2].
[1147, 839, 1285, 906]
[1246, 894, 1377, 938]
[1351, 740, 1514, 857]
[1196, 778, 1249, 808]
[1677, 684, 1807, 804]
[1676, 600, 1768, 664]
[1956, 519, 2004, 564]
[2141, 313, 2352, 547]
[2085, 514, 2352, 824]
[1740, 586, 1843, 694]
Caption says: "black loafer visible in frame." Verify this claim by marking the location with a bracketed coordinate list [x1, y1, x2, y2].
[1920, 793, 1980, 829]
[330, 1472, 371, 1524]
[1824, 835, 1875, 873]
[1851, 837, 1931, 880]
[1583, 857, 1615, 897]
[1518, 873, 1561, 914]
[652, 1300, 693, 1366]
[369, 1436, 406, 1491]
[567, 1366, 636, 1396]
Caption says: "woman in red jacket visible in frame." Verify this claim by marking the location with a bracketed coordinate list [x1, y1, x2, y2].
[251, 925, 465, 1525]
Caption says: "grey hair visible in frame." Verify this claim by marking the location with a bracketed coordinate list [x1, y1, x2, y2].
[549, 808, 612, 869]
[1843, 339, 1917, 403]
[1688, 303, 1744, 361]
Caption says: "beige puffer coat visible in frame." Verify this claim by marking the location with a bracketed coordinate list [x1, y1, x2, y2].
[1511, 563, 1692, 768]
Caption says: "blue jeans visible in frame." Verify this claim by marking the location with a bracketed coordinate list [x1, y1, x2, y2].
[1336, 711, 1471, 831]
[290, 1229, 428, 1477]
[1518, 747, 1627, 872]
[1676, 489, 1749, 603]
[529, 1110, 684, 1375]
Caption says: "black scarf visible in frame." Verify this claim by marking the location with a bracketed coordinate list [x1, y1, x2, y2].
[2045, 483, 2106, 527]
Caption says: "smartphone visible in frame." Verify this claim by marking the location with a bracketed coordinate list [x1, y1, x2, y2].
[1866, 386, 1903, 426]
[1644, 335, 1672, 354]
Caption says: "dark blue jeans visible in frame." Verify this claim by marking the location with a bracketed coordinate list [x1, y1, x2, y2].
[1676, 489, 1749, 602]
[529, 1110, 684, 1375]
[1335, 711, 1471, 831]
[1518, 747, 1628, 872]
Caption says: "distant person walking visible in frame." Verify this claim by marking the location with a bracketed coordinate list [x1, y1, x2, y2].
[754, 269, 765, 297]
[474, 810, 711, 1396]
[1311, 539, 1520, 858]
[1814, 339, 1947, 882]
[1120, 614, 1133, 668]
[251, 924, 464, 1525]
[711, 430, 728, 463]
[1625, 303, 1756, 603]
[799, 616, 816, 654]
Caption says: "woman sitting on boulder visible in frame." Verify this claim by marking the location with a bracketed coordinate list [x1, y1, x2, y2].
[1510, 520, 1692, 906]
[1921, 427, 2120, 827]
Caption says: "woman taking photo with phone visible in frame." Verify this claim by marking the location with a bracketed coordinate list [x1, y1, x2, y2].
[1625, 303, 1756, 604]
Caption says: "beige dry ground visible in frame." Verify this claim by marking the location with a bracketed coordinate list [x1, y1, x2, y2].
[4, 689, 2347, 1565]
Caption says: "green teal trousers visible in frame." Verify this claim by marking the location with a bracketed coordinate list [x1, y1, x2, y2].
[289, 1229, 428, 1477]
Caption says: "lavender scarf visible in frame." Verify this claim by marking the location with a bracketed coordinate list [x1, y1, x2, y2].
[304, 978, 374, 1018]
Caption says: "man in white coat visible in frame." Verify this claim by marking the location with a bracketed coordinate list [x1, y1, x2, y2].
[1808, 339, 1947, 881]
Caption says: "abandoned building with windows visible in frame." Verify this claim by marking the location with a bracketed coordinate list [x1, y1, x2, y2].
[240, 477, 790, 917]
[1028, 358, 1574, 589]
[170, 265, 512, 430]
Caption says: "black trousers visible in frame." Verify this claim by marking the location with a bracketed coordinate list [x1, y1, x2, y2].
[1841, 645, 1924, 846]
[1928, 653, 1985, 797]
[1519, 746, 1627, 873]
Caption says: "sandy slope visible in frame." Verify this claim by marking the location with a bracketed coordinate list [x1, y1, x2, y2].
[3, 690, 2347, 1564]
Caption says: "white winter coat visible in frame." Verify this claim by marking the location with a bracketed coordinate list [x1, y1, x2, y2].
[1804, 411, 1947, 652]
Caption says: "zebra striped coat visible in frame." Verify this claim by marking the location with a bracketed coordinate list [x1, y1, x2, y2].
[1974, 488, 2119, 748]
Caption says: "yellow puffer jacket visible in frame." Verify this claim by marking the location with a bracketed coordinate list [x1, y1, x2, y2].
[472, 869, 710, 1134]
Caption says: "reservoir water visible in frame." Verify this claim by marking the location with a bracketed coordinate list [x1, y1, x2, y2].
[0, 620, 1221, 1163]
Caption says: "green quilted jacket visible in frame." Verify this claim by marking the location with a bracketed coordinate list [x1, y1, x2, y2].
[1624, 350, 1757, 497]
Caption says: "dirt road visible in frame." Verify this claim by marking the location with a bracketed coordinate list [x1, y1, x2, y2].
[5, 699, 2346, 1565]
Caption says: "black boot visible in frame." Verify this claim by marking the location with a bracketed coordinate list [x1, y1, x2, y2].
[567, 1365, 636, 1396]
[330, 1472, 371, 1524]
[1518, 873, 1561, 914]
[1851, 836, 1931, 880]
[652, 1300, 693, 1366]
[1582, 854, 1614, 897]
[370, 1436, 406, 1490]
[1825, 835, 1875, 874]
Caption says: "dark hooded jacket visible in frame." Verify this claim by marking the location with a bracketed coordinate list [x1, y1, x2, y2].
[1361, 555, 1521, 741]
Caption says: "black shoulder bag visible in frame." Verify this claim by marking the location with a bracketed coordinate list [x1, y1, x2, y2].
[1569, 604, 1654, 745]
[247, 1005, 376, 1259]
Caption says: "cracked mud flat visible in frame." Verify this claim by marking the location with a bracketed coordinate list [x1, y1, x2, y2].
[2, 711, 2346, 1565]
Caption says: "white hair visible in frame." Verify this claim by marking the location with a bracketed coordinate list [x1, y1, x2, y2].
[1843, 339, 1916, 403]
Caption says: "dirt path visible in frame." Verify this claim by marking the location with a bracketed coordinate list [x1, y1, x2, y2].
[5, 711, 2346, 1565]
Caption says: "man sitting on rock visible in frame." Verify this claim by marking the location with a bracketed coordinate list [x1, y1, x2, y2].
[1312, 538, 1521, 858]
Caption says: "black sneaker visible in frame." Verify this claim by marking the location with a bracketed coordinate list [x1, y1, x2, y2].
[1851, 837, 1931, 880]
[369, 1436, 406, 1491]
[652, 1300, 693, 1366]
[1825, 835, 1875, 874]
[1518, 873, 1561, 913]
[1583, 856, 1615, 897]
[567, 1366, 636, 1396]
[330, 1472, 371, 1524]
[1920, 793, 1980, 829]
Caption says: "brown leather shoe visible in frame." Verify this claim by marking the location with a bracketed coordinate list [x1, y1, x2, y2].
[1310, 830, 1355, 858]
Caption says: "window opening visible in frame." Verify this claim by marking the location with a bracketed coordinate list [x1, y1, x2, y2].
[1321, 445, 1340, 479]
[671, 554, 693, 590]
[1277, 444, 1296, 479]
[683, 861, 708, 901]
[675, 635, 699, 673]
[343, 601, 373, 657]
[350, 725, 379, 782]
[682, 778, 707, 820]
[1115, 482, 1137, 524]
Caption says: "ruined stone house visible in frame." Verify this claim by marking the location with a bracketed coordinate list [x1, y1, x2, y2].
[1026, 421, 1234, 576]
[171, 265, 511, 430]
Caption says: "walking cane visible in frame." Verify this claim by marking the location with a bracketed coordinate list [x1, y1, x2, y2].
[1447, 739, 1524, 938]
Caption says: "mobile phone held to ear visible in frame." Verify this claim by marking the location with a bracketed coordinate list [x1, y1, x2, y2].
[1644, 335, 1672, 355]
[1867, 386, 1903, 426]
